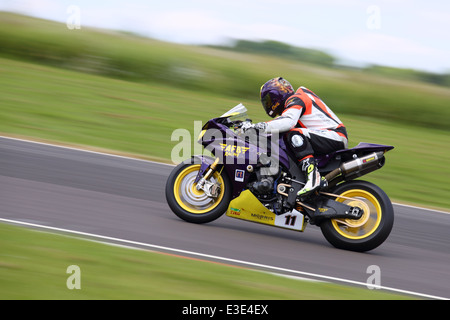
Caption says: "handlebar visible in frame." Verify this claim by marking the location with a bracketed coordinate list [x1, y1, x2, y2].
[232, 119, 252, 129]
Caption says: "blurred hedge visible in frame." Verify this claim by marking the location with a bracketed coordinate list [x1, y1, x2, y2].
[1, 12, 449, 130]
[208, 39, 336, 67]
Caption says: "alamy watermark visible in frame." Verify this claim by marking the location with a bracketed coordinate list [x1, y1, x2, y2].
[366, 5, 381, 30]
[171, 121, 281, 175]
[66, 265, 81, 290]
[66, 5, 81, 30]
[366, 264, 381, 289]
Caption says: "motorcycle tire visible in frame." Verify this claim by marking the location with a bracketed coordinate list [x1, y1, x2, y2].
[165, 158, 232, 224]
[320, 180, 394, 252]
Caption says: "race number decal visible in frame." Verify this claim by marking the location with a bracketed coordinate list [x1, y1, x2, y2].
[274, 209, 305, 231]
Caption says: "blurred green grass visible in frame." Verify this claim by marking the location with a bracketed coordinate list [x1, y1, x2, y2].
[1, 12, 449, 130]
[0, 223, 412, 299]
[1, 57, 449, 210]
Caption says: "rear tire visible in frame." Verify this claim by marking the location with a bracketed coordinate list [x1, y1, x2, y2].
[320, 180, 394, 252]
[165, 158, 231, 224]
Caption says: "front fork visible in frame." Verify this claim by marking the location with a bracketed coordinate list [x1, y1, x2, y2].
[195, 157, 221, 198]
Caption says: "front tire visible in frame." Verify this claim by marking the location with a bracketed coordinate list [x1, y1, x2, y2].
[320, 180, 394, 252]
[165, 159, 232, 224]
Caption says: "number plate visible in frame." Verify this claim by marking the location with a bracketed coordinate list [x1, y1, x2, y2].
[274, 209, 305, 231]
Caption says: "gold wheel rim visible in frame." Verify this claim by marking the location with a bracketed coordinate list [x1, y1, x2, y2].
[331, 189, 382, 240]
[173, 164, 225, 214]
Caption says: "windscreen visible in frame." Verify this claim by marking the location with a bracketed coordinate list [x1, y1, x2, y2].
[219, 103, 248, 122]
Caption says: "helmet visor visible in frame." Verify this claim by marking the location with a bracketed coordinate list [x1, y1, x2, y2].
[261, 91, 281, 117]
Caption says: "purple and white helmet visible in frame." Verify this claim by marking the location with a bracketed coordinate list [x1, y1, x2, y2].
[260, 77, 294, 118]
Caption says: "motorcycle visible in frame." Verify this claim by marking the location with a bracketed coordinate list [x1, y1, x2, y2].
[165, 104, 394, 252]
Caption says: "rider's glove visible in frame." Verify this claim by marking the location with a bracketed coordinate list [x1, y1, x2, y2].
[254, 122, 267, 132]
[241, 121, 267, 133]
[240, 121, 255, 132]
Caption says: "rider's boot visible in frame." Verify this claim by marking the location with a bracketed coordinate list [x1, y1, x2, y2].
[297, 156, 325, 197]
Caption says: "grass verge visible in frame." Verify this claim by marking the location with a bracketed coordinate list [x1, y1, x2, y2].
[0, 222, 412, 300]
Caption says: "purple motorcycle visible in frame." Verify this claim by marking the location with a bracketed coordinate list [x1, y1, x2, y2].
[166, 104, 394, 252]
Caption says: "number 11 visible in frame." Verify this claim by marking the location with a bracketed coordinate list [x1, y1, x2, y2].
[284, 215, 297, 226]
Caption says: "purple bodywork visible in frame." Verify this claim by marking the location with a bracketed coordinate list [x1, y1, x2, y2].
[194, 115, 394, 198]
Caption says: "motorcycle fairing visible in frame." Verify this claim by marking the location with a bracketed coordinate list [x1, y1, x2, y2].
[226, 190, 306, 232]
[192, 154, 251, 198]
[192, 154, 214, 181]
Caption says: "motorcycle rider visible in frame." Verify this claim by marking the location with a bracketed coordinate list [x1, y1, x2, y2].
[243, 77, 348, 197]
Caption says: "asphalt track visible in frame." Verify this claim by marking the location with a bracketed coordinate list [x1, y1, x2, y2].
[1, 136, 449, 299]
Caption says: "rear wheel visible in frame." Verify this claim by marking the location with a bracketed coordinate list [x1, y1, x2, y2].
[320, 180, 394, 252]
[165, 159, 231, 224]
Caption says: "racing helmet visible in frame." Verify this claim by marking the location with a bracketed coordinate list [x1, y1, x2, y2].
[260, 77, 294, 118]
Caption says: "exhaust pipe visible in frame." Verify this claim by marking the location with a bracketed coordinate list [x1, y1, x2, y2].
[325, 151, 385, 184]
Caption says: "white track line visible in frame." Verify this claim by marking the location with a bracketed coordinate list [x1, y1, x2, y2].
[2, 135, 449, 215]
[0, 218, 447, 300]
[0, 135, 174, 166]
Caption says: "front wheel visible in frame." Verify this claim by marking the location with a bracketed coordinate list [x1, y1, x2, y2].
[165, 158, 232, 224]
[320, 180, 394, 252]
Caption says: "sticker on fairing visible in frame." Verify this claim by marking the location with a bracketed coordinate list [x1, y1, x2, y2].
[234, 169, 245, 182]
[274, 209, 305, 231]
